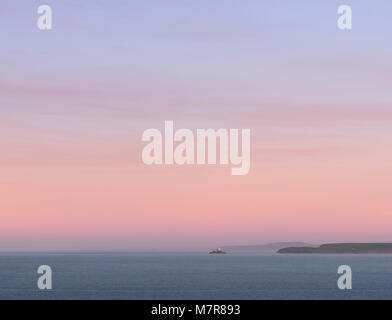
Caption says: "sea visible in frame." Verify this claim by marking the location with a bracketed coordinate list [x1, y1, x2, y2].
[0, 253, 392, 300]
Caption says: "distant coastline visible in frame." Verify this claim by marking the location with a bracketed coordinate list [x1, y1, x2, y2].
[4, 242, 392, 255]
[220, 242, 316, 253]
[278, 243, 392, 254]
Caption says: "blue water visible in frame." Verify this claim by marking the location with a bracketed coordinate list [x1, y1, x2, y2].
[0, 253, 392, 299]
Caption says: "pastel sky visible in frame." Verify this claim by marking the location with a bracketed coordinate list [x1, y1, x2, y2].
[1, 1, 391, 250]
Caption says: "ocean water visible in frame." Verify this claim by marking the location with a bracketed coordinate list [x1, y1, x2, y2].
[0, 253, 392, 300]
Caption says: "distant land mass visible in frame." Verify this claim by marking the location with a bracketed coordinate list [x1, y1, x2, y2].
[221, 242, 316, 253]
[278, 243, 392, 254]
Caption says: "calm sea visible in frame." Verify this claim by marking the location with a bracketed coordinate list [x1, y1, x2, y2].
[0, 253, 391, 299]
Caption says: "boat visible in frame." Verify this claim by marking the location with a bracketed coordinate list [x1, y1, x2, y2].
[209, 247, 227, 254]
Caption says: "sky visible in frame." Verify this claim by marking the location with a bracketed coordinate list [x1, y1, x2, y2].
[0, 1, 391, 251]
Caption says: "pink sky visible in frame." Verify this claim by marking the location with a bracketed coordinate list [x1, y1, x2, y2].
[1, 96, 391, 250]
[1, 1, 391, 250]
